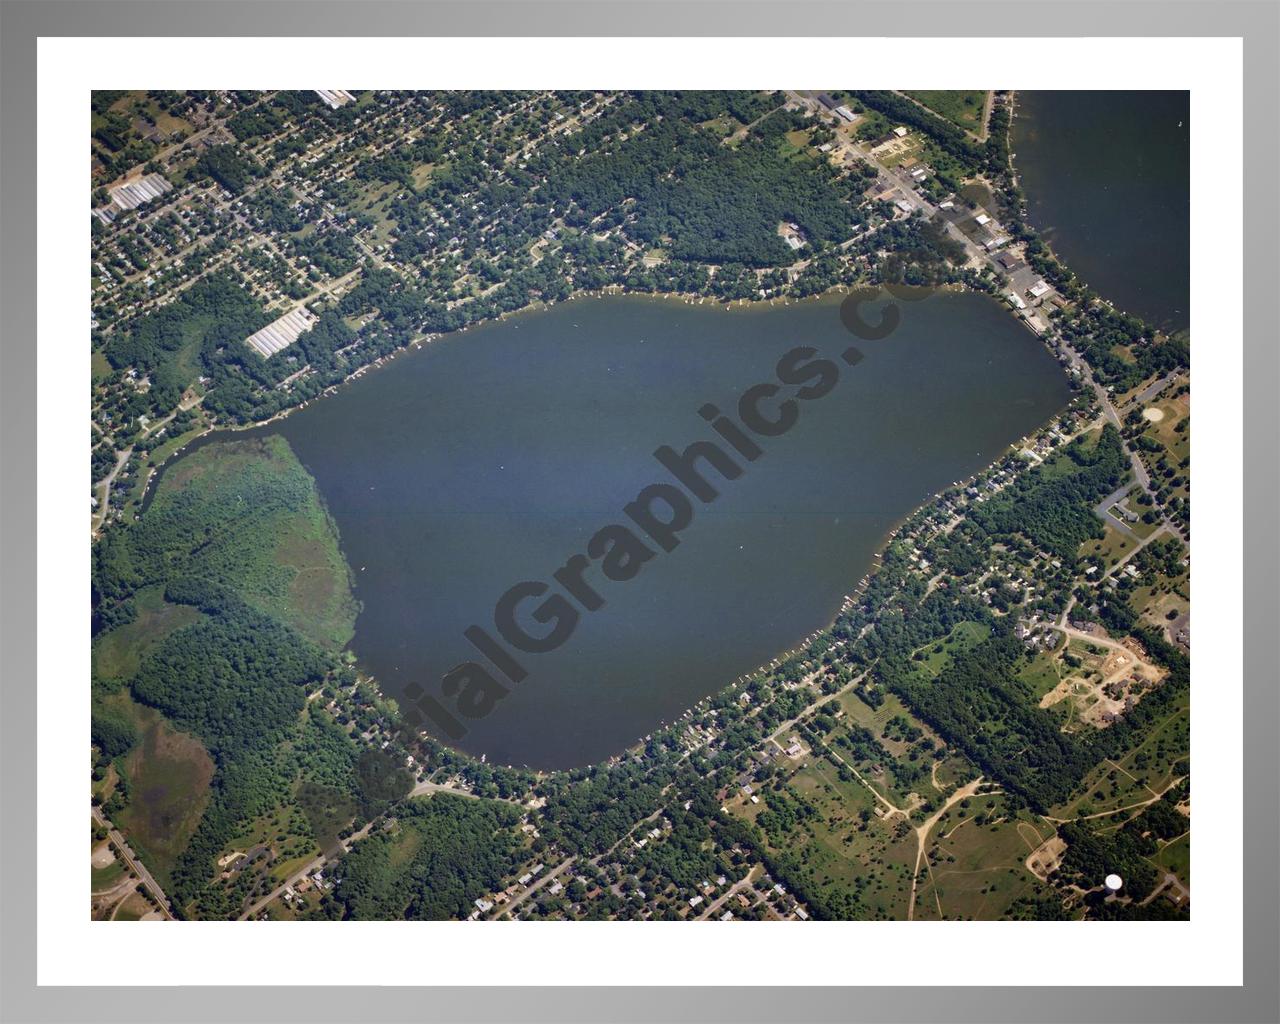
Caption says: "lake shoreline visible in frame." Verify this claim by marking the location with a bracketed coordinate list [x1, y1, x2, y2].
[1009, 90, 1190, 333]
[153, 290, 1068, 771]
[136, 277, 1031, 515]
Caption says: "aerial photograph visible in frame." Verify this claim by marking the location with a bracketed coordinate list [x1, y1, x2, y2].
[88, 89, 1191, 923]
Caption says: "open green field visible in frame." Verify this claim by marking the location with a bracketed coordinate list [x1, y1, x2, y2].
[911, 620, 991, 679]
[902, 91, 987, 132]
[110, 891, 157, 921]
[411, 162, 437, 190]
[1017, 648, 1065, 701]
[913, 795, 1052, 921]
[733, 752, 918, 920]
[1131, 563, 1190, 633]
[91, 853, 126, 893]
[699, 115, 738, 138]
[220, 799, 321, 888]
[1152, 832, 1190, 886]
[1081, 522, 1139, 569]
[827, 687, 955, 811]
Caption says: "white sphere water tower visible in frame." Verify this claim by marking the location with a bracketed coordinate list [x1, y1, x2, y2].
[1104, 873, 1123, 896]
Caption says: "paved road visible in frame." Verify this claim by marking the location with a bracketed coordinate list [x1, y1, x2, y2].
[487, 857, 574, 920]
[1125, 371, 1181, 411]
[1094, 482, 1142, 541]
[696, 866, 762, 920]
[92, 805, 174, 919]
[240, 780, 510, 920]
[239, 816, 378, 921]
[409, 779, 485, 800]
[1102, 523, 1173, 580]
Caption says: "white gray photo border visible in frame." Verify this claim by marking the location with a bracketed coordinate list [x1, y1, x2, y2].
[1, 2, 1276, 1022]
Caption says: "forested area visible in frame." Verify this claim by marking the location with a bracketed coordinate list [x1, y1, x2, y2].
[131, 580, 327, 757]
[969, 426, 1128, 560]
[536, 761, 672, 856]
[322, 795, 524, 920]
[540, 105, 860, 266]
[129, 579, 331, 911]
[103, 273, 270, 422]
[195, 144, 262, 195]
[1056, 299, 1190, 392]
[886, 624, 1095, 811]
[90, 438, 368, 914]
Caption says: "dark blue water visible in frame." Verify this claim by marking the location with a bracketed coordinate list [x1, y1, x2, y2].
[1013, 91, 1190, 332]
[253, 292, 1070, 768]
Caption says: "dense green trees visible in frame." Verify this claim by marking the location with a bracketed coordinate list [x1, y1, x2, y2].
[353, 748, 414, 816]
[540, 107, 858, 267]
[1057, 817, 1159, 901]
[537, 761, 670, 856]
[970, 426, 1128, 561]
[195, 144, 262, 195]
[140, 582, 332, 910]
[131, 581, 327, 758]
[328, 795, 523, 920]
[888, 624, 1095, 810]
[104, 272, 270, 423]
[90, 701, 138, 759]
[94, 437, 323, 617]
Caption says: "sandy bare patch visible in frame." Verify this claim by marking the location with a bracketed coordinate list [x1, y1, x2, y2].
[1026, 836, 1067, 880]
[91, 843, 116, 869]
[1142, 406, 1165, 422]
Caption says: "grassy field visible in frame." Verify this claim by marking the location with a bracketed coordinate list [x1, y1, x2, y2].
[911, 620, 991, 679]
[1081, 522, 1139, 569]
[913, 795, 1051, 921]
[411, 162, 437, 190]
[902, 91, 987, 132]
[1017, 649, 1065, 701]
[91, 854, 127, 893]
[1051, 688, 1189, 822]
[110, 891, 157, 921]
[223, 800, 321, 886]
[731, 752, 918, 920]
[1152, 832, 1190, 886]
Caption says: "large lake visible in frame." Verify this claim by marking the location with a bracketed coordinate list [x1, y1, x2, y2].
[200, 292, 1072, 768]
[1012, 91, 1190, 332]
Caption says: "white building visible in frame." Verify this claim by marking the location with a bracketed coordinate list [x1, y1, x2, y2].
[244, 306, 319, 358]
[314, 89, 356, 110]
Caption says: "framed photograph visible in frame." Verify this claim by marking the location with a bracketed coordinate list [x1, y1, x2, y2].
[2, 3, 1275, 1022]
